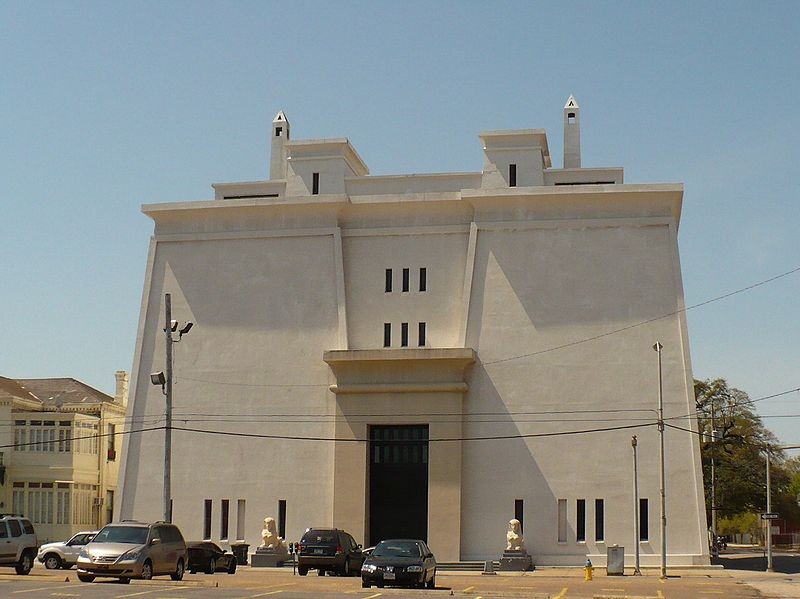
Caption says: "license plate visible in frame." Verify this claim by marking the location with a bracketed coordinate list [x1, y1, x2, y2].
[314, 548, 324, 555]
[384, 572, 395, 580]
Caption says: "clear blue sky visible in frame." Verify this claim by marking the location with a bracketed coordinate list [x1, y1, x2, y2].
[2, 2, 798, 447]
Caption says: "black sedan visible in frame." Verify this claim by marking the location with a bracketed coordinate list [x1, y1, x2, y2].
[186, 542, 237, 574]
[361, 539, 436, 589]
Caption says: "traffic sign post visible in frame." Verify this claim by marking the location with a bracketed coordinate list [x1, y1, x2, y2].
[761, 513, 779, 520]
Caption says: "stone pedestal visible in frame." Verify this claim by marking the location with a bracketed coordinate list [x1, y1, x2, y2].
[251, 548, 287, 568]
[498, 550, 534, 571]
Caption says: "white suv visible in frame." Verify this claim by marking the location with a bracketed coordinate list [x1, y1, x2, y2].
[0, 515, 38, 575]
[37, 530, 97, 570]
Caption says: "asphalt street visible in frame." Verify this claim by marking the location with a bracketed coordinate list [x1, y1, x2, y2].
[0, 559, 792, 599]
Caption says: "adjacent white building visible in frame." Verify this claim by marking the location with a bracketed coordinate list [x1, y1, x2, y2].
[119, 98, 708, 566]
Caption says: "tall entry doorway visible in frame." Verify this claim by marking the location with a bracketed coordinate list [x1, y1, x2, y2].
[369, 425, 429, 546]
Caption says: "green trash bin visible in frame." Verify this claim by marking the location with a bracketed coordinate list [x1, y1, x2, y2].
[230, 542, 249, 566]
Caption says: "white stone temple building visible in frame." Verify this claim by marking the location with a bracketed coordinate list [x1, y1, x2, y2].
[119, 97, 708, 566]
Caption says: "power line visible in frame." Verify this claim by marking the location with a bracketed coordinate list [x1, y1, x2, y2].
[483, 264, 800, 366]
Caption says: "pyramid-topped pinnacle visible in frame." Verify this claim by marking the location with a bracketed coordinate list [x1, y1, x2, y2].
[564, 95, 579, 109]
[273, 110, 288, 123]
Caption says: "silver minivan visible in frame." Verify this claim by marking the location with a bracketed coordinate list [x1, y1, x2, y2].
[76, 521, 186, 583]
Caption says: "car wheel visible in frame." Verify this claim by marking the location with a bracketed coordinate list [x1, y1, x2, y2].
[15, 552, 33, 575]
[362, 580, 370, 588]
[190, 569, 198, 574]
[227, 559, 237, 574]
[317, 568, 326, 576]
[205, 557, 216, 575]
[78, 573, 95, 583]
[171, 559, 185, 581]
[44, 553, 62, 570]
[298, 565, 308, 576]
[340, 558, 350, 576]
[426, 570, 436, 589]
[141, 560, 153, 580]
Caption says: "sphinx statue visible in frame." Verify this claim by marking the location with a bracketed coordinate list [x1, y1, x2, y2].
[258, 517, 289, 557]
[506, 518, 526, 552]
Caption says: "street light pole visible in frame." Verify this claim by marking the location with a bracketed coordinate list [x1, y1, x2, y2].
[152, 293, 193, 523]
[652, 341, 667, 580]
[164, 294, 174, 523]
[632, 435, 641, 575]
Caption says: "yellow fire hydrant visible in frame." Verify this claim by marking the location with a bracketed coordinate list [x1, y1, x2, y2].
[584, 558, 594, 581]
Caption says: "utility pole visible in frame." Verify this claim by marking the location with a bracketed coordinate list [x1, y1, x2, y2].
[632, 435, 641, 575]
[710, 396, 717, 553]
[652, 341, 667, 580]
[766, 448, 773, 572]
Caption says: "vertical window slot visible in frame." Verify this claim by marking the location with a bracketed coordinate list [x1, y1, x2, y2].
[203, 499, 212, 540]
[385, 268, 393, 292]
[576, 499, 586, 542]
[595, 498, 605, 542]
[236, 499, 246, 541]
[557, 499, 567, 542]
[402, 268, 410, 292]
[383, 323, 392, 347]
[401, 323, 409, 347]
[515, 499, 524, 534]
[220, 499, 229, 540]
[419, 268, 427, 292]
[312, 172, 320, 195]
[640, 498, 649, 541]
[278, 499, 287, 539]
[418, 322, 426, 347]
[509, 163, 517, 187]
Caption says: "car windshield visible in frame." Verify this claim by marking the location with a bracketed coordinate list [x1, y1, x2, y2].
[92, 526, 149, 545]
[373, 541, 421, 558]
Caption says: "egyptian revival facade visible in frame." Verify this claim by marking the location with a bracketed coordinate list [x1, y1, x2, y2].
[118, 97, 709, 566]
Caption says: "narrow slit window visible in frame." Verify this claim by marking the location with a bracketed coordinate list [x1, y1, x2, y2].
[509, 163, 517, 187]
[203, 499, 212, 540]
[220, 499, 229, 540]
[515, 499, 524, 534]
[401, 323, 409, 347]
[383, 323, 391, 347]
[595, 498, 605, 542]
[576, 499, 586, 542]
[568, 112, 576, 124]
[418, 322, 426, 346]
[557, 498, 567, 542]
[278, 499, 287, 539]
[639, 498, 649, 541]
[402, 268, 410, 292]
[275, 126, 282, 137]
[385, 268, 393, 292]
[236, 499, 246, 541]
[419, 268, 427, 292]
[312, 172, 320, 195]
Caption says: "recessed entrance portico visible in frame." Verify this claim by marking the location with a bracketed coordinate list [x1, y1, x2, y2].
[324, 348, 475, 562]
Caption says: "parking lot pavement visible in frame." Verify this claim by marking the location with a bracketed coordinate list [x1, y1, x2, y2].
[0, 564, 777, 598]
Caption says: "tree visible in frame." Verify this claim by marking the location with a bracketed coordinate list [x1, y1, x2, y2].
[694, 378, 800, 532]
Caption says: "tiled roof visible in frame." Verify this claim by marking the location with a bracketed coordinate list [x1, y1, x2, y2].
[14, 378, 113, 408]
[0, 376, 40, 403]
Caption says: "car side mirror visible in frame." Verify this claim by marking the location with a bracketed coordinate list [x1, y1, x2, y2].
[150, 538, 161, 545]
[357, 544, 362, 549]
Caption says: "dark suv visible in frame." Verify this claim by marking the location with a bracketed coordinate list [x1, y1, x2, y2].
[297, 528, 363, 576]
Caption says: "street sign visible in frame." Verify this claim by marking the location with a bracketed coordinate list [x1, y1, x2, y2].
[761, 513, 779, 520]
